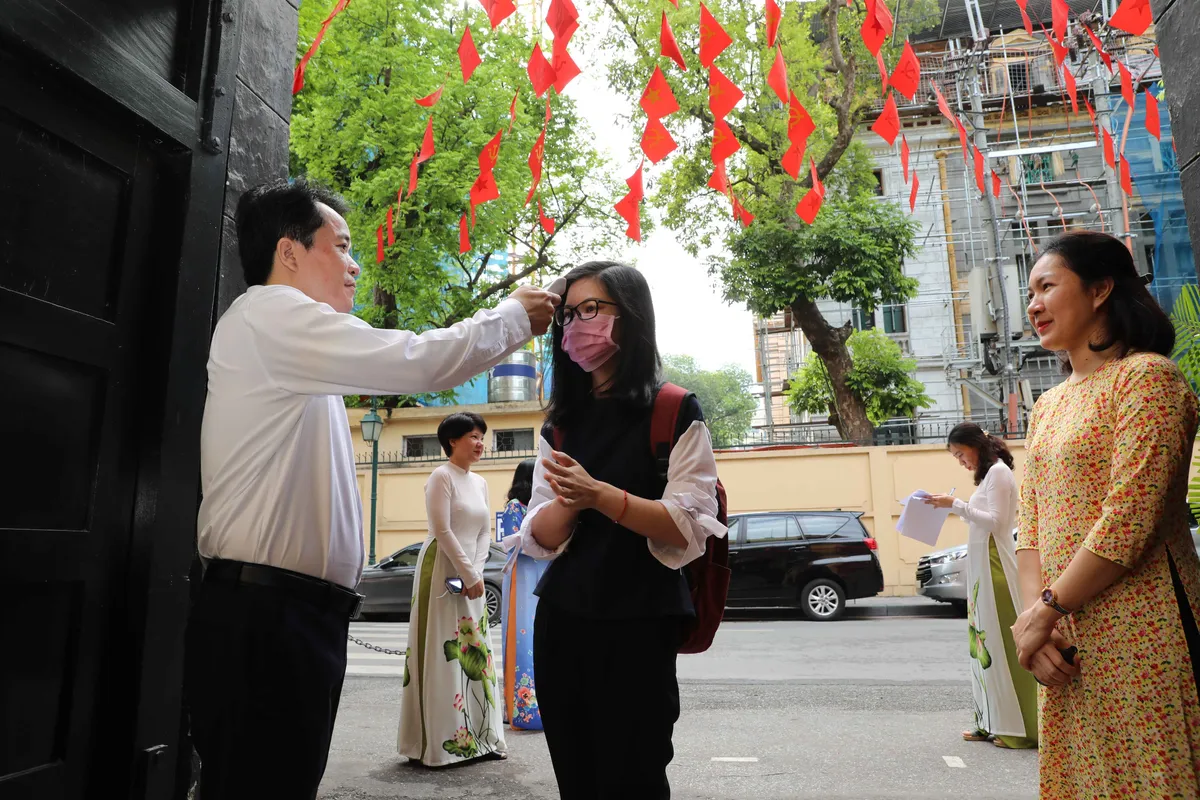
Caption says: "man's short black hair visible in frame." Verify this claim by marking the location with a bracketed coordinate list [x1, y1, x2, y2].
[437, 412, 488, 458]
[234, 179, 350, 286]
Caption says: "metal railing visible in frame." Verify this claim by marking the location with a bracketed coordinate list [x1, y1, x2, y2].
[355, 448, 539, 467]
[723, 416, 1025, 450]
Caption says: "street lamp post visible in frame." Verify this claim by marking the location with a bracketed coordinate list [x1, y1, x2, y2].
[360, 398, 384, 566]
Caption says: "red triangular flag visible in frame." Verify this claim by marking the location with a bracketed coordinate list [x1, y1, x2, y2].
[538, 201, 556, 235]
[872, 93, 901, 145]
[767, 47, 789, 106]
[733, 196, 755, 228]
[407, 153, 420, 197]
[526, 127, 546, 206]
[956, 118, 970, 161]
[781, 142, 804, 180]
[417, 116, 435, 163]
[890, 41, 921, 101]
[708, 160, 730, 194]
[877, 51, 890, 92]
[709, 64, 744, 119]
[992, 171, 1002, 199]
[900, 135, 910, 183]
[1146, 88, 1161, 141]
[480, 0, 516, 29]
[551, 37, 581, 93]
[615, 161, 645, 241]
[479, 130, 503, 174]
[861, 0, 894, 57]
[641, 117, 678, 163]
[1052, 0, 1069, 42]
[1085, 98, 1098, 141]
[415, 85, 444, 107]
[641, 66, 680, 119]
[458, 27, 481, 83]
[1018, 5, 1033, 34]
[1102, 127, 1116, 169]
[661, 12, 687, 71]
[459, 215, 471, 254]
[376, 225, 385, 262]
[1109, 0, 1151, 36]
[386, 206, 395, 246]
[973, 146, 986, 194]
[1084, 25, 1112, 74]
[1048, 34, 1068, 68]
[546, 0, 580, 40]
[528, 43, 557, 97]
[508, 91, 519, 133]
[1119, 155, 1134, 195]
[470, 171, 500, 211]
[788, 92, 815, 146]
[711, 118, 741, 163]
[1119, 62, 1136, 109]
[292, 0, 351, 95]
[766, 0, 783, 48]
[1062, 65, 1079, 113]
[909, 172, 920, 212]
[934, 83, 956, 125]
[795, 157, 825, 224]
[699, 4, 733, 68]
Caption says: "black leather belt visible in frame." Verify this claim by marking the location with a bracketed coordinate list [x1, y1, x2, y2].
[203, 559, 363, 618]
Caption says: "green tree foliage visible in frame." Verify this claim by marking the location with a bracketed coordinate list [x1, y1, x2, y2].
[662, 355, 757, 448]
[1168, 284, 1200, 519]
[786, 328, 932, 429]
[290, 0, 622, 383]
[597, 0, 938, 440]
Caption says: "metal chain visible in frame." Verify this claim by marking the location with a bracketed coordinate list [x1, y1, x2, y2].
[347, 634, 405, 656]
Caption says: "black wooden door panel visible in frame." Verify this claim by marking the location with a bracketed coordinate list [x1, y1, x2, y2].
[0, 43, 182, 797]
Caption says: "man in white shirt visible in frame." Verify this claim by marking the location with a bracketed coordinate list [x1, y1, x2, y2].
[184, 180, 557, 799]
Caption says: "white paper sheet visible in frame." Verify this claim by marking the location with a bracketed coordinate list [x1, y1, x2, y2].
[896, 490, 952, 546]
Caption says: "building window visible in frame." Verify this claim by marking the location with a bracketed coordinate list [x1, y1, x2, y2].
[494, 429, 535, 453]
[851, 306, 874, 331]
[1007, 61, 1030, 94]
[882, 304, 907, 334]
[871, 169, 885, 196]
[404, 435, 443, 459]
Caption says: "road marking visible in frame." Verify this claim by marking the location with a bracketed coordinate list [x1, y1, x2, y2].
[711, 757, 758, 763]
[942, 756, 966, 768]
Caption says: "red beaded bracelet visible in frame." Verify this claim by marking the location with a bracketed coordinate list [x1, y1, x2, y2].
[614, 489, 629, 524]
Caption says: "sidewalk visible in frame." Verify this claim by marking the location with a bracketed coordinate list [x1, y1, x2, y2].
[844, 596, 961, 618]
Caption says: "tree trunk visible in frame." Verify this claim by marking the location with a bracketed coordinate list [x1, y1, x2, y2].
[791, 296, 874, 444]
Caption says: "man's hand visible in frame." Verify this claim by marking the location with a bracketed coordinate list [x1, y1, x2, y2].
[511, 285, 561, 336]
[464, 579, 484, 600]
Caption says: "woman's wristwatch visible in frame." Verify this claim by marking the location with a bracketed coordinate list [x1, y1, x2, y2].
[1041, 586, 1075, 616]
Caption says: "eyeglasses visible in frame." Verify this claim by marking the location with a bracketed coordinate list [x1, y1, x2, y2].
[554, 299, 619, 327]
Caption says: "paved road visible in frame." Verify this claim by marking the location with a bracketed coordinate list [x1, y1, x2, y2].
[322, 616, 1037, 799]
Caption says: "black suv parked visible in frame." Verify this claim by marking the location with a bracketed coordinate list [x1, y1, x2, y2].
[726, 511, 885, 621]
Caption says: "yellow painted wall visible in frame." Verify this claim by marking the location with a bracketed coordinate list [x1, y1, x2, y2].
[349, 404, 1196, 594]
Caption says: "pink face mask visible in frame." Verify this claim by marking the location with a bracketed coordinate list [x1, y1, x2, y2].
[561, 313, 620, 373]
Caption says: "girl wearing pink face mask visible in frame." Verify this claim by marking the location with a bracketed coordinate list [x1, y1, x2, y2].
[512, 261, 726, 799]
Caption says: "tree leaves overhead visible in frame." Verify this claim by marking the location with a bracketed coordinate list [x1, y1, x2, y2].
[661, 355, 757, 448]
[290, 0, 623, 344]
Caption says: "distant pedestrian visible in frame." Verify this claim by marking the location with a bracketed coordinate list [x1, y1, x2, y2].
[187, 180, 556, 799]
[398, 412, 506, 766]
[515, 261, 727, 799]
[923, 424, 1037, 749]
[1012, 231, 1200, 796]
[499, 458, 547, 730]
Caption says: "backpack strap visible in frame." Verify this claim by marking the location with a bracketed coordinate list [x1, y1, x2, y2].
[650, 383, 691, 481]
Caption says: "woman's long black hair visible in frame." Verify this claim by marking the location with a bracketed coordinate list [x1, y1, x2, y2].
[544, 261, 662, 428]
[948, 423, 1015, 486]
[1041, 231, 1174, 370]
[506, 458, 535, 505]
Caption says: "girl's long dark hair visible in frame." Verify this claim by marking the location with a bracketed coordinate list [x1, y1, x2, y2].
[544, 261, 662, 427]
[506, 458, 535, 505]
[1042, 231, 1174, 370]
[948, 423, 1015, 486]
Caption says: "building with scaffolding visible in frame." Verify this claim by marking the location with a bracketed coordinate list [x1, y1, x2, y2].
[751, 0, 1195, 444]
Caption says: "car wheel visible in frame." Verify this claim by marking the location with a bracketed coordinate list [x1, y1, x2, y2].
[484, 583, 502, 623]
[800, 578, 845, 622]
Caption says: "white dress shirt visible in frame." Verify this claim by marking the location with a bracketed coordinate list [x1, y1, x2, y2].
[515, 420, 727, 569]
[198, 284, 531, 589]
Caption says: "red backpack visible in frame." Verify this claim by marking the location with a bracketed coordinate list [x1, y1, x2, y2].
[650, 383, 730, 654]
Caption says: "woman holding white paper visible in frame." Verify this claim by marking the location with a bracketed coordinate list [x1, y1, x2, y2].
[924, 423, 1037, 750]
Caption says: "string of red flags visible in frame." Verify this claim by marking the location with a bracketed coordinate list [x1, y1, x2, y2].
[292, 0, 350, 95]
[784, 92, 815, 180]
[889, 41, 921, 101]
[1108, 0, 1151, 36]
[615, 160, 645, 242]
[458, 27, 481, 83]
[661, 13, 687, 71]
[547, 0, 581, 93]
